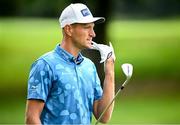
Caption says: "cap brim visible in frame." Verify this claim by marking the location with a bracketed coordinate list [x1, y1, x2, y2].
[75, 17, 105, 25]
[93, 17, 105, 24]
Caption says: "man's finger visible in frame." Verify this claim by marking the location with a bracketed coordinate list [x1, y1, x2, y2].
[109, 42, 116, 61]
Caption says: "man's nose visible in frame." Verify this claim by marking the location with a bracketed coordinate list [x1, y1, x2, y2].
[90, 29, 96, 38]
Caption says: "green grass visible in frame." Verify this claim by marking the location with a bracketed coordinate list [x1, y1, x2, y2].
[1, 80, 179, 124]
[92, 96, 180, 124]
[0, 18, 180, 123]
[1, 94, 180, 124]
[0, 98, 26, 124]
[107, 19, 180, 80]
[0, 18, 61, 88]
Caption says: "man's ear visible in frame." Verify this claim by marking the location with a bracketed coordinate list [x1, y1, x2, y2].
[64, 25, 72, 36]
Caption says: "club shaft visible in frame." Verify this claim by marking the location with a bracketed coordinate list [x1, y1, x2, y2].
[95, 79, 129, 125]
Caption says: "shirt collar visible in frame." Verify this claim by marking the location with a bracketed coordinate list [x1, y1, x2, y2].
[55, 44, 84, 65]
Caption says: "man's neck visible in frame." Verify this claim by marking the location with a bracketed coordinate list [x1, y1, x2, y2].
[60, 40, 80, 58]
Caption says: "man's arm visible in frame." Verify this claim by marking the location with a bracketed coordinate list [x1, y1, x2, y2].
[93, 57, 115, 123]
[25, 99, 45, 125]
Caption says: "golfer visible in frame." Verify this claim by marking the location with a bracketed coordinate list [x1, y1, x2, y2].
[25, 3, 115, 125]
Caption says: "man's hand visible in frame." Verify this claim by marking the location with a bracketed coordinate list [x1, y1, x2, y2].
[91, 41, 116, 63]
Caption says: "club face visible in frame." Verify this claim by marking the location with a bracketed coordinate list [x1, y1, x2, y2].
[121, 63, 133, 79]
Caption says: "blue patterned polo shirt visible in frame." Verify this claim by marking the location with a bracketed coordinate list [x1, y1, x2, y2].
[27, 44, 103, 124]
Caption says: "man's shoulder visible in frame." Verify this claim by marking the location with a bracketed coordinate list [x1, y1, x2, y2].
[40, 50, 55, 59]
[35, 50, 59, 66]
[38, 50, 61, 62]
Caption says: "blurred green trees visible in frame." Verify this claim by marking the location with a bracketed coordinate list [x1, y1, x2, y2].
[1, 0, 180, 17]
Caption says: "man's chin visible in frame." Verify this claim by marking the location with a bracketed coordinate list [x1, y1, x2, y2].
[88, 44, 94, 49]
[84, 43, 92, 49]
[80, 45, 90, 50]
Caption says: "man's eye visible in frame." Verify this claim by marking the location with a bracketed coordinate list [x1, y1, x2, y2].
[85, 26, 93, 30]
[84, 26, 90, 28]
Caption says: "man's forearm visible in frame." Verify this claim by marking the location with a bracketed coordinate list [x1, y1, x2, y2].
[97, 58, 115, 123]
[25, 100, 44, 125]
[26, 116, 41, 125]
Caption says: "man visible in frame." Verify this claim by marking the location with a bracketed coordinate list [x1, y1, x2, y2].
[25, 3, 115, 125]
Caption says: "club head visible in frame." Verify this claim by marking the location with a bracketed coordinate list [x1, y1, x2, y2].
[121, 63, 133, 79]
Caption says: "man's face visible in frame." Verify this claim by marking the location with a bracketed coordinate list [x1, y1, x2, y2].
[71, 23, 96, 49]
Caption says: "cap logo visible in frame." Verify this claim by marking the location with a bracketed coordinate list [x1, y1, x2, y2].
[81, 8, 90, 17]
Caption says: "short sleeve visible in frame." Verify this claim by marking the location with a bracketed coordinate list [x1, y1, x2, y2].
[27, 59, 53, 102]
[93, 65, 103, 101]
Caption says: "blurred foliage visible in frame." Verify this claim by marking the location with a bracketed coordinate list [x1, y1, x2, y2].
[1, 0, 180, 18]
[112, 0, 180, 18]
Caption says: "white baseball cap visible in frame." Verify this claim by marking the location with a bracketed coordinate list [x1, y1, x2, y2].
[59, 3, 105, 28]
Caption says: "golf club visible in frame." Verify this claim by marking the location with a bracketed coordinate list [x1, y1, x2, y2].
[95, 63, 133, 125]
